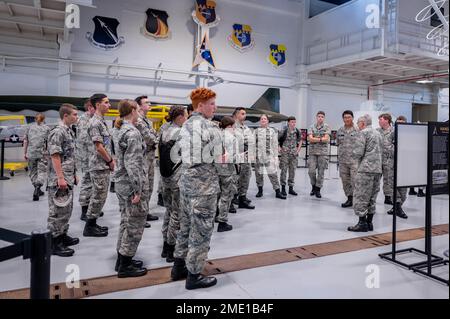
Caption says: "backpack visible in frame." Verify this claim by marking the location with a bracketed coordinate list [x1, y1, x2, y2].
[159, 140, 181, 178]
[278, 127, 300, 147]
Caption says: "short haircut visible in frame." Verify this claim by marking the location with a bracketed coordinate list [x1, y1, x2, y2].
[358, 114, 372, 126]
[287, 116, 296, 122]
[90, 93, 108, 109]
[190, 87, 216, 110]
[396, 115, 407, 122]
[167, 105, 186, 122]
[59, 104, 77, 119]
[135, 95, 148, 106]
[342, 110, 354, 118]
[35, 113, 45, 124]
[220, 116, 235, 129]
[84, 99, 93, 111]
[232, 107, 246, 117]
[317, 111, 325, 116]
[378, 113, 392, 124]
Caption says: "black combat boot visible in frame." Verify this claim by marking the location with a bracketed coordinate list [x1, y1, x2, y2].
[147, 213, 159, 221]
[144, 222, 151, 228]
[275, 189, 286, 200]
[80, 206, 88, 221]
[384, 196, 393, 205]
[281, 185, 287, 197]
[395, 203, 408, 219]
[83, 218, 108, 237]
[185, 272, 217, 290]
[256, 186, 263, 198]
[218, 222, 233, 232]
[243, 196, 252, 204]
[228, 203, 236, 214]
[417, 189, 425, 197]
[341, 196, 353, 208]
[61, 233, 79, 246]
[409, 188, 417, 195]
[161, 241, 170, 258]
[33, 186, 39, 201]
[52, 235, 74, 257]
[166, 244, 175, 263]
[114, 252, 143, 271]
[157, 193, 164, 206]
[109, 181, 115, 193]
[232, 194, 239, 205]
[315, 187, 322, 198]
[238, 196, 255, 209]
[289, 186, 298, 196]
[117, 254, 147, 278]
[171, 258, 188, 281]
[366, 214, 374, 231]
[310, 186, 316, 196]
[37, 185, 45, 196]
[347, 216, 369, 232]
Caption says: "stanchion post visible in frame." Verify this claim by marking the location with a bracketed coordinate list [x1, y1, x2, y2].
[0, 139, 10, 181]
[30, 230, 51, 299]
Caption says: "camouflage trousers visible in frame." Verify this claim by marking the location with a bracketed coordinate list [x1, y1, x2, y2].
[237, 163, 251, 197]
[86, 169, 110, 219]
[339, 162, 358, 197]
[382, 160, 394, 197]
[280, 153, 297, 187]
[27, 157, 47, 187]
[255, 160, 280, 191]
[115, 182, 147, 257]
[217, 175, 237, 223]
[396, 187, 408, 205]
[161, 184, 181, 246]
[353, 172, 381, 217]
[78, 168, 92, 207]
[47, 186, 73, 238]
[142, 156, 155, 214]
[308, 155, 328, 188]
[174, 194, 217, 274]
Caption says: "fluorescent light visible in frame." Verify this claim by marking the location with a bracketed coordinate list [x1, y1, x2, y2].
[416, 79, 434, 84]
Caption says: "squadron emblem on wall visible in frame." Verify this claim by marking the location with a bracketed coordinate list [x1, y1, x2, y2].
[228, 24, 254, 53]
[86, 16, 124, 50]
[142, 9, 170, 39]
[192, 0, 220, 28]
[193, 33, 216, 69]
[268, 44, 287, 68]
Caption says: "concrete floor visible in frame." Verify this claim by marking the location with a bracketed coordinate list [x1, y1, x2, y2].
[0, 164, 448, 298]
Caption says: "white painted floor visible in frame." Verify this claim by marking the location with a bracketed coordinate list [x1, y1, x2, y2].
[0, 164, 448, 298]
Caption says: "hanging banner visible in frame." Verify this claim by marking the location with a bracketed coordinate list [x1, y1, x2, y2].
[86, 16, 125, 50]
[193, 33, 216, 69]
[268, 44, 286, 68]
[192, 0, 220, 28]
[228, 24, 254, 53]
[142, 9, 170, 39]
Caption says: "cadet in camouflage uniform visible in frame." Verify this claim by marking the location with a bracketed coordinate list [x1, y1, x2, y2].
[76, 100, 96, 221]
[233, 107, 255, 209]
[215, 116, 237, 232]
[387, 115, 408, 219]
[377, 113, 395, 205]
[279, 116, 302, 197]
[171, 88, 220, 290]
[112, 100, 148, 278]
[159, 106, 187, 261]
[156, 120, 171, 208]
[83, 94, 112, 237]
[308, 111, 331, 198]
[347, 114, 382, 232]
[336, 110, 359, 208]
[135, 96, 159, 223]
[23, 113, 50, 201]
[47, 104, 80, 257]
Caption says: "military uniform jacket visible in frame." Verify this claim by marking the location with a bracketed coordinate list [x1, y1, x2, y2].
[112, 121, 144, 196]
[353, 127, 382, 174]
[47, 124, 76, 187]
[255, 127, 279, 162]
[88, 113, 112, 171]
[215, 126, 238, 176]
[178, 112, 220, 196]
[376, 126, 394, 164]
[24, 122, 50, 159]
[280, 127, 301, 156]
[234, 121, 255, 162]
[336, 125, 358, 164]
[161, 122, 183, 188]
[308, 123, 331, 156]
[75, 112, 93, 162]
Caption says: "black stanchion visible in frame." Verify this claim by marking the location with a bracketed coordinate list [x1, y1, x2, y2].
[0, 139, 10, 180]
[30, 230, 51, 299]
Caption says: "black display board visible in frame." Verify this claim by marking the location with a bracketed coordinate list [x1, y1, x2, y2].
[429, 122, 449, 195]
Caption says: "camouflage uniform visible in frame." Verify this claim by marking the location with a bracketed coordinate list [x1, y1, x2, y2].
[377, 126, 394, 197]
[75, 112, 93, 207]
[255, 127, 280, 190]
[160, 122, 182, 246]
[336, 125, 359, 197]
[24, 123, 50, 187]
[353, 127, 383, 217]
[157, 122, 171, 202]
[87, 113, 112, 219]
[280, 127, 301, 187]
[234, 121, 254, 197]
[113, 121, 147, 257]
[175, 112, 221, 274]
[308, 123, 331, 188]
[135, 114, 158, 214]
[47, 124, 76, 238]
[215, 128, 238, 223]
